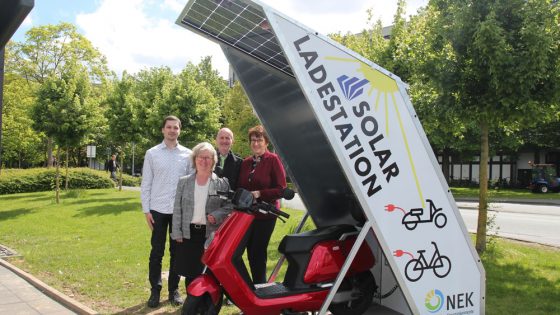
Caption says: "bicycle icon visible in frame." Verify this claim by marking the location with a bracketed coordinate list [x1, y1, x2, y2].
[394, 242, 452, 282]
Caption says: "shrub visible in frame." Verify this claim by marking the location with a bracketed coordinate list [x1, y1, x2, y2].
[120, 173, 141, 187]
[0, 168, 115, 194]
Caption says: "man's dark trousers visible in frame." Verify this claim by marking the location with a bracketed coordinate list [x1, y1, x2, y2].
[149, 210, 180, 293]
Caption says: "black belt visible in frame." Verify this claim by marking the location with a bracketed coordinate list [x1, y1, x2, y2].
[190, 224, 206, 230]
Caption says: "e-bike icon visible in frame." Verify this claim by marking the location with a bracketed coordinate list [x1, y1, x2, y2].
[394, 242, 452, 282]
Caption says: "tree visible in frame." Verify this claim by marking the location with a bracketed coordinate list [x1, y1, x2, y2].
[222, 82, 259, 157]
[31, 65, 96, 202]
[133, 66, 176, 147]
[425, 0, 560, 252]
[105, 72, 143, 190]
[187, 56, 229, 105]
[159, 68, 221, 148]
[2, 71, 43, 168]
[7, 23, 108, 167]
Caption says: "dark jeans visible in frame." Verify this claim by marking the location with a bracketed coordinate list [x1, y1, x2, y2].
[149, 210, 180, 293]
[247, 218, 276, 284]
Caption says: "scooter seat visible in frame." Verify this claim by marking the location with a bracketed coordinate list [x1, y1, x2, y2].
[279, 225, 356, 254]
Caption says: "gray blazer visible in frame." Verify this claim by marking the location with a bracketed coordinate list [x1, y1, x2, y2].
[171, 172, 232, 240]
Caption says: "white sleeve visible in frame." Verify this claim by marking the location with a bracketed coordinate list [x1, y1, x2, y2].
[140, 150, 154, 213]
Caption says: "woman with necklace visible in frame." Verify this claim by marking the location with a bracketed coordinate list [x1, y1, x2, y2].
[237, 125, 287, 284]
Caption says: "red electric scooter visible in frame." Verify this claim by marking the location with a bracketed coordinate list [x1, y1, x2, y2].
[183, 188, 377, 315]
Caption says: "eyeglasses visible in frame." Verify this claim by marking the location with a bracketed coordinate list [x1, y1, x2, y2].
[250, 138, 264, 143]
[196, 156, 213, 161]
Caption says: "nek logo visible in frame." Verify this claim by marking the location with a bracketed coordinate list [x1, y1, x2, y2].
[337, 75, 369, 100]
[425, 289, 474, 313]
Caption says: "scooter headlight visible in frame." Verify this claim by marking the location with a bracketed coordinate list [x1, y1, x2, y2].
[204, 231, 215, 250]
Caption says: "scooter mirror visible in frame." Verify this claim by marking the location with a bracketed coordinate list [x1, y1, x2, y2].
[282, 188, 295, 200]
[232, 188, 254, 210]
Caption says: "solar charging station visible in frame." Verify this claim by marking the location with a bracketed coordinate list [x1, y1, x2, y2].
[177, 1, 485, 314]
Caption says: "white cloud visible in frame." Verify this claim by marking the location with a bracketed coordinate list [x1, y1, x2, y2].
[161, 0, 185, 13]
[22, 14, 33, 27]
[75, 0, 427, 78]
[76, 0, 228, 77]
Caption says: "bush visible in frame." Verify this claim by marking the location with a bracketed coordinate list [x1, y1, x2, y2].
[0, 168, 115, 194]
[120, 173, 141, 187]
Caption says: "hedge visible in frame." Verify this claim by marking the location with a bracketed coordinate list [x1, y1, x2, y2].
[0, 168, 139, 195]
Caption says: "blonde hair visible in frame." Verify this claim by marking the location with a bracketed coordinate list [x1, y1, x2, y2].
[191, 142, 218, 171]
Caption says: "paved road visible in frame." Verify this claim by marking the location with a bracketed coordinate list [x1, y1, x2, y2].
[458, 202, 560, 247]
[283, 195, 560, 248]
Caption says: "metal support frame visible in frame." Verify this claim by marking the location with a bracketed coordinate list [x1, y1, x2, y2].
[318, 220, 373, 315]
[268, 212, 310, 283]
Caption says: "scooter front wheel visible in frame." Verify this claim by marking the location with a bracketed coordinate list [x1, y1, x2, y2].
[182, 293, 223, 315]
[329, 271, 376, 315]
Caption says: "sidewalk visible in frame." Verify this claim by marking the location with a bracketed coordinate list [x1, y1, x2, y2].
[0, 258, 96, 315]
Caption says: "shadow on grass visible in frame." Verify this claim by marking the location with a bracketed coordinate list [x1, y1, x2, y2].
[0, 208, 34, 221]
[113, 303, 180, 314]
[484, 252, 560, 314]
[65, 197, 138, 206]
[0, 194, 52, 202]
[73, 201, 139, 217]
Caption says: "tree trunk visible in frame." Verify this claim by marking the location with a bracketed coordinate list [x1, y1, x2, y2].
[65, 147, 69, 190]
[442, 148, 451, 184]
[475, 118, 489, 253]
[55, 147, 60, 204]
[47, 138, 54, 168]
[118, 153, 124, 191]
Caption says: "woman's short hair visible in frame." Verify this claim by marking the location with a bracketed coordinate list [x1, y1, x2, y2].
[191, 142, 218, 170]
[248, 125, 269, 144]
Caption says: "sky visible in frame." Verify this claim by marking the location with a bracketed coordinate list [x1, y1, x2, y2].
[13, 0, 428, 78]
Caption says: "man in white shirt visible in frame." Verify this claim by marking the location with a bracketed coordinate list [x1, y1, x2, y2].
[141, 115, 193, 308]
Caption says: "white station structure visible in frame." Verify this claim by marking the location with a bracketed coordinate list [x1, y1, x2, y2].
[177, 0, 485, 314]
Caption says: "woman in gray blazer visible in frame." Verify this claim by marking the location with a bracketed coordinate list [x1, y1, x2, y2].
[171, 142, 232, 281]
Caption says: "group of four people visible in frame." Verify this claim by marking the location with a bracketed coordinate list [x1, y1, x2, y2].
[140, 115, 287, 308]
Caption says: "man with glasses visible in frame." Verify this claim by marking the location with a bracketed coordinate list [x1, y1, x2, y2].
[141, 115, 194, 308]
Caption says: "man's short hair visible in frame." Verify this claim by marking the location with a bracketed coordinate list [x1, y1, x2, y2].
[161, 115, 182, 129]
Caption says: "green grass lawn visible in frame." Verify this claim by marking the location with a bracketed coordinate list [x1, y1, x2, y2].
[451, 187, 560, 200]
[0, 189, 559, 314]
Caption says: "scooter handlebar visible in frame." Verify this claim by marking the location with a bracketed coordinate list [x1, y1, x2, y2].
[229, 188, 292, 219]
[260, 203, 290, 219]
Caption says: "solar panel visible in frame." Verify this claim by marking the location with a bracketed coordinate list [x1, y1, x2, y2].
[177, 0, 293, 76]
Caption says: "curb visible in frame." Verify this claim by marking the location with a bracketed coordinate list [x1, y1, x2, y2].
[455, 197, 560, 206]
[0, 258, 98, 315]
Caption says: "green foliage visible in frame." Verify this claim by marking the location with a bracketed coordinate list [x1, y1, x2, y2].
[32, 65, 95, 148]
[162, 68, 221, 147]
[1, 70, 44, 167]
[427, 0, 560, 125]
[130, 66, 176, 147]
[0, 168, 115, 194]
[7, 22, 109, 84]
[424, 0, 560, 252]
[120, 173, 141, 187]
[222, 82, 260, 158]
[6, 22, 109, 168]
[185, 56, 229, 107]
